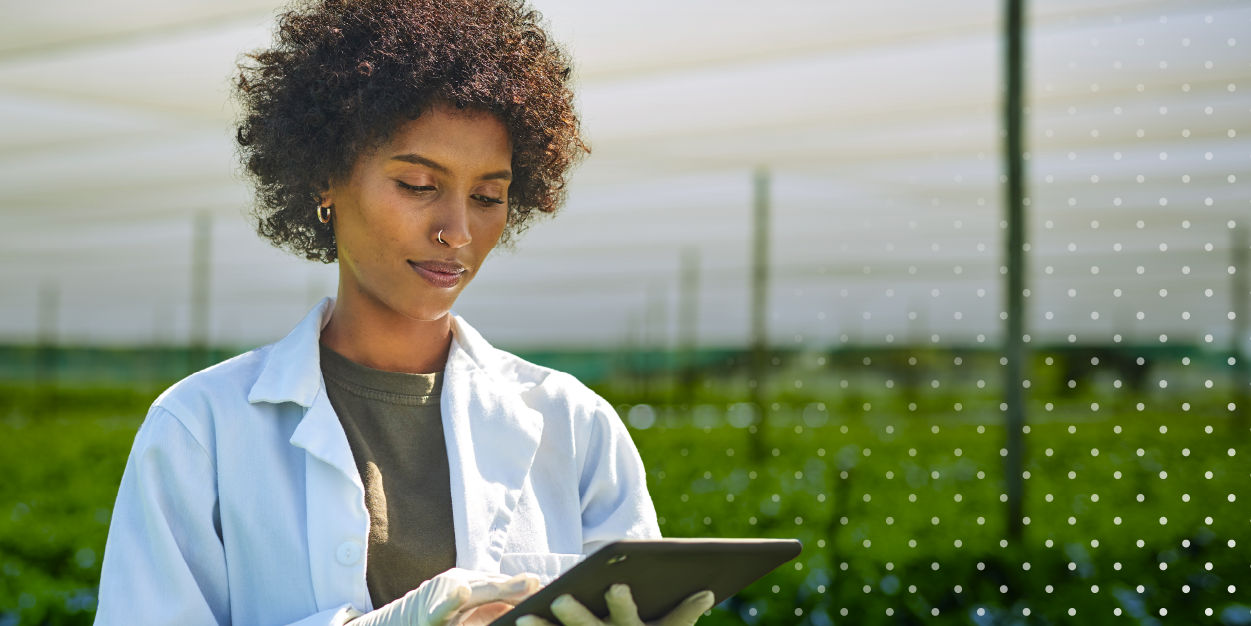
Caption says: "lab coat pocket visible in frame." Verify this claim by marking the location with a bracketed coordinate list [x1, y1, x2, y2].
[499, 552, 583, 584]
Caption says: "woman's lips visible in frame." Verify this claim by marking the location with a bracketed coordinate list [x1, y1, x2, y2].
[408, 260, 466, 289]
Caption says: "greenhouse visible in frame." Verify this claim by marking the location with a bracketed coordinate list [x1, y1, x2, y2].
[1, 0, 1248, 623]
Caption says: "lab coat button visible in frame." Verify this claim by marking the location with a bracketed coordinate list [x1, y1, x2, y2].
[335, 540, 362, 566]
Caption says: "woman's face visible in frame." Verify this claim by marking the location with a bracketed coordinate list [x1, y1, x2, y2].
[323, 102, 512, 323]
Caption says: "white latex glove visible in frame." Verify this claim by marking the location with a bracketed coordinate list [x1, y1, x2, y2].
[348, 568, 542, 626]
[514, 584, 714, 626]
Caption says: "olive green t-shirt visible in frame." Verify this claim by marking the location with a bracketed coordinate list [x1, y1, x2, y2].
[319, 345, 457, 608]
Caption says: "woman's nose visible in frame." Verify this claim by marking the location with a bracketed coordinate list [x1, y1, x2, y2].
[434, 196, 472, 248]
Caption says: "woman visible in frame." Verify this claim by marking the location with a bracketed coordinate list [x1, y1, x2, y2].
[94, 1, 712, 624]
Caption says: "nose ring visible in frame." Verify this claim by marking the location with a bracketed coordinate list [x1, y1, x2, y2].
[437, 229, 446, 245]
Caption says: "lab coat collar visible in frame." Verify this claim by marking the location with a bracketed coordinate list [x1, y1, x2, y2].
[247, 297, 335, 408]
[245, 297, 527, 405]
[248, 298, 545, 574]
[442, 317, 545, 570]
[251, 298, 365, 504]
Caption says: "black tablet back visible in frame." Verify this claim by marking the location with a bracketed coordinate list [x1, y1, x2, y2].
[492, 538, 802, 625]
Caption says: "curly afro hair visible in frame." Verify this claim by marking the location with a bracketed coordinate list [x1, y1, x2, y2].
[234, 0, 587, 262]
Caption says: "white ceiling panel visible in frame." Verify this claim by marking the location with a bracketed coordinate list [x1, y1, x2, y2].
[0, 0, 1247, 352]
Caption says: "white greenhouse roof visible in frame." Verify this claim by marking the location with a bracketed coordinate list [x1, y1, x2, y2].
[1, 0, 1248, 350]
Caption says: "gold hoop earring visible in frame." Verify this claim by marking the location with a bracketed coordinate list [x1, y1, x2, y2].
[317, 205, 332, 224]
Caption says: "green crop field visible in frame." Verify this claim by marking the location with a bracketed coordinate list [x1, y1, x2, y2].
[635, 401, 1250, 624]
[1, 385, 162, 625]
[2, 368, 1249, 624]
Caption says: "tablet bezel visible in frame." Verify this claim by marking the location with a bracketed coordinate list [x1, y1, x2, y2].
[490, 538, 802, 625]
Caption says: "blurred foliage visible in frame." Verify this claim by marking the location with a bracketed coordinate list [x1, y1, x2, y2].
[0, 385, 150, 625]
[1, 344, 1249, 624]
[633, 399, 1249, 624]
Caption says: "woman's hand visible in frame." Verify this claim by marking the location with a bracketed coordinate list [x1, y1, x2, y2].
[515, 584, 714, 626]
[348, 568, 541, 626]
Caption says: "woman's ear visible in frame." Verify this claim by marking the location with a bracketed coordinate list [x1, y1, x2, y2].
[316, 183, 334, 208]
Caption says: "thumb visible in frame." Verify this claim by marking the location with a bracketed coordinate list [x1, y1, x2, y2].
[654, 590, 714, 626]
[465, 573, 543, 608]
[424, 581, 471, 624]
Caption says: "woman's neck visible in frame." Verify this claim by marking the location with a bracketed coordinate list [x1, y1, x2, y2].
[318, 290, 453, 375]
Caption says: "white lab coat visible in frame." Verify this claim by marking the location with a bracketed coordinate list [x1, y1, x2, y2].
[95, 299, 660, 625]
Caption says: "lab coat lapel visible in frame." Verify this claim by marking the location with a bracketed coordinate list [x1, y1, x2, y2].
[257, 295, 362, 508]
[442, 322, 544, 572]
[290, 390, 362, 492]
[291, 389, 371, 612]
[250, 298, 372, 611]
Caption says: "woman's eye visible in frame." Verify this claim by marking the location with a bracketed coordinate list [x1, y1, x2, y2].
[396, 181, 435, 193]
[472, 194, 505, 207]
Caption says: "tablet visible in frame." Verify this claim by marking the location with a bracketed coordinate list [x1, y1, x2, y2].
[491, 538, 802, 625]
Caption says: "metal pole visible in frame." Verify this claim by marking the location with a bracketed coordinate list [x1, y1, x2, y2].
[36, 281, 59, 389]
[626, 312, 644, 401]
[1232, 224, 1249, 430]
[678, 248, 701, 408]
[750, 168, 771, 455]
[645, 283, 667, 404]
[190, 211, 212, 371]
[1002, 0, 1028, 543]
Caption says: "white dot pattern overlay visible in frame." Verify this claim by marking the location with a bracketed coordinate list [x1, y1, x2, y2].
[628, 5, 1251, 624]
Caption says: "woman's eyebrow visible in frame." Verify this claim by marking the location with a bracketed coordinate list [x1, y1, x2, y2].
[390, 153, 447, 172]
[390, 153, 512, 181]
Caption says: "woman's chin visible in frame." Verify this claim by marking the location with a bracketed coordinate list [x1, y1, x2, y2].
[397, 290, 465, 323]
[401, 304, 455, 324]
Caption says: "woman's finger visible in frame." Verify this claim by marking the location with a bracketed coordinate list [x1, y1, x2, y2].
[549, 593, 604, 626]
[456, 601, 517, 626]
[465, 573, 542, 607]
[515, 616, 558, 626]
[654, 590, 714, 626]
[602, 584, 645, 626]
[425, 583, 472, 623]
